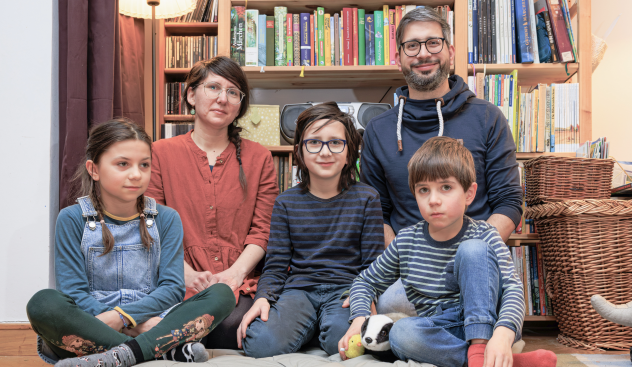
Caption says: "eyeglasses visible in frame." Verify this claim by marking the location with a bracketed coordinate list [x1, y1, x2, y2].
[400, 38, 446, 57]
[303, 139, 347, 154]
[202, 82, 245, 105]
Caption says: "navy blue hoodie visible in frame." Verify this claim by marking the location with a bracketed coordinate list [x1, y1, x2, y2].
[360, 75, 523, 234]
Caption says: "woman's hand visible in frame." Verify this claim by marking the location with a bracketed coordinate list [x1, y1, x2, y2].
[338, 317, 365, 361]
[211, 267, 247, 292]
[95, 310, 124, 331]
[236, 298, 271, 349]
[184, 262, 214, 293]
[122, 317, 162, 337]
[481, 326, 515, 367]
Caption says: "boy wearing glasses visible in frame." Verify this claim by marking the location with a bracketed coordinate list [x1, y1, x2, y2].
[237, 102, 385, 358]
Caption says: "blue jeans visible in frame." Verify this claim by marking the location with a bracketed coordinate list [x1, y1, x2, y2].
[242, 284, 350, 358]
[389, 239, 517, 367]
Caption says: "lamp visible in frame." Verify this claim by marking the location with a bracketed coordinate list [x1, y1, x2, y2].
[119, 0, 197, 141]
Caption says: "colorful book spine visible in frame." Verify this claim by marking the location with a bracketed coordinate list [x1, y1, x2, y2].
[266, 16, 275, 66]
[365, 14, 375, 66]
[358, 9, 366, 65]
[324, 14, 331, 66]
[339, 14, 344, 65]
[293, 14, 301, 66]
[313, 11, 318, 64]
[274, 7, 287, 66]
[374, 10, 384, 65]
[245, 9, 259, 66]
[352, 9, 359, 66]
[472, 0, 478, 63]
[230, 7, 238, 63]
[334, 13, 340, 65]
[388, 9, 396, 65]
[286, 13, 293, 66]
[510, 0, 516, 63]
[559, 0, 577, 61]
[258, 14, 266, 66]
[300, 13, 311, 66]
[343, 8, 352, 66]
[317, 7, 325, 66]
[514, 0, 534, 63]
[236, 7, 246, 65]
[546, 0, 574, 62]
[395, 6, 403, 30]
[383, 5, 389, 64]
[330, 16, 335, 65]
[310, 14, 315, 66]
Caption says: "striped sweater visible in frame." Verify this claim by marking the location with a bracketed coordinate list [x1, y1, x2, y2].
[350, 216, 525, 335]
[255, 182, 385, 303]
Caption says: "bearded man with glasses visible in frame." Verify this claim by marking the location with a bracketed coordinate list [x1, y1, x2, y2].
[359, 4, 523, 335]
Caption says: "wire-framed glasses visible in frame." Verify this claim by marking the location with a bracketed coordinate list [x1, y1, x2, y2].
[202, 82, 245, 105]
[303, 139, 347, 154]
[400, 37, 446, 57]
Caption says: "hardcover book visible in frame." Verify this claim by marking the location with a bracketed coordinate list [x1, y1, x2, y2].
[546, 0, 574, 62]
[334, 13, 340, 65]
[266, 16, 275, 66]
[358, 9, 366, 65]
[343, 8, 353, 65]
[317, 7, 325, 66]
[293, 14, 301, 66]
[300, 13, 311, 66]
[514, 0, 534, 63]
[274, 7, 287, 66]
[286, 13, 293, 65]
[324, 14, 332, 66]
[258, 14, 267, 66]
[374, 10, 384, 65]
[353, 8, 359, 66]
[383, 5, 390, 64]
[389, 9, 396, 65]
[245, 9, 259, 66]
[365, 14, 375, 66]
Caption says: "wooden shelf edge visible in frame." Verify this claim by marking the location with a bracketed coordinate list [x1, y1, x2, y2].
[164, 115, 194, 122]
[0, 323, 32, 330]
[266, 146, 293, 153]
[524, 315, 556, 321]
[164, 22, 219, 35]
[467, 63, 578, 72]
[508, 234, 539, 241]
[516, 152, 576, 159]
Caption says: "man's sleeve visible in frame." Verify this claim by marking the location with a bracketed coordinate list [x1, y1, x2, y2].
[484, 107, 523, 227]
[360, 123, 394, 227]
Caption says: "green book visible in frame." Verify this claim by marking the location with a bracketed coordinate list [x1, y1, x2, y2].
[286, 14, 293, 65]
[358, 9, 366, 65]
[266, 16, 275, 66]
[374, 10, 384, 65]
[274, 7, 287, 66]
[317, 7, 325, 66]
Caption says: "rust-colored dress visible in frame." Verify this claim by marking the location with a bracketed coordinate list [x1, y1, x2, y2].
[147, 131, 278, 303]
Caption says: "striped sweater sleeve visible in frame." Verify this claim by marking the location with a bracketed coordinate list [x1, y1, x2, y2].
[254, 200, 290, 302]
[483, 229, 525, 334]
[359, 194, 386, 271]
[349, 237, 401, 321]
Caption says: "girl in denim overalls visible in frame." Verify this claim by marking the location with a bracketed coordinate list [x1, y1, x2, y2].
[26, 119, 236, 367]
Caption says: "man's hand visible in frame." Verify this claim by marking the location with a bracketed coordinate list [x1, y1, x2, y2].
[338, 317, 365, 361]
[122, 317, 162, 337]
[479, 326, 515, 367]
[95, 310, 124, 331]
[211, 267, 247, 292]
[236, 298, 271, 349]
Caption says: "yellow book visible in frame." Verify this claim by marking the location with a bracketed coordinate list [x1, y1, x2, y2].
[383, 5, 389, 64]
[324, 14, 331, 66]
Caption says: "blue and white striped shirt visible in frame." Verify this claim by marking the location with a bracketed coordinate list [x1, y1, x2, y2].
[255, 182, 385, 302]
[350, 216, 524, 335]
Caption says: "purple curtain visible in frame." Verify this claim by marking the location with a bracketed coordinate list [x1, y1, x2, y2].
[59, 0, 145, 208]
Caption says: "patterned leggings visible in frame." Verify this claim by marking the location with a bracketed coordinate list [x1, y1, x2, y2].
[26, 283, 235, 363]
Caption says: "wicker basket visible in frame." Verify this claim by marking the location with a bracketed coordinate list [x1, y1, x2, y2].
[525, 199, 632, 350]
[524, 156, 614, 205]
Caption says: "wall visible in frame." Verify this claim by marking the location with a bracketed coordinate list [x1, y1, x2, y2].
[0, 1, 58, 321]
[591, 1, 631, 160]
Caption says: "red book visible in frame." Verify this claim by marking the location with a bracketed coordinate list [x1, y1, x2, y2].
[395, 6, 403, 30]
[310, 14, 315, 66]
[389, 9, 396, 65]
[536, 243, 547, 315]
[352, 8, 359, 66]
[343, 8, 353, 66]
[545, 0, 574, 62]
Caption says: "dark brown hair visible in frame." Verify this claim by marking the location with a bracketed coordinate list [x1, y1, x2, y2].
[183, 56, 250, 192]
[72, 118, 154, 255]
[407, 136, 476, 194]
[293, 102, 361, 193]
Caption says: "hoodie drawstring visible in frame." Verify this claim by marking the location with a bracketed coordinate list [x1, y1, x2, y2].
[396, 96, 446, 152]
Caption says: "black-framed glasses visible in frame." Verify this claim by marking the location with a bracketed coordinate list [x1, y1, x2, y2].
[400, 37, 446, 57]
[202, 82, 245, 105]
[303, 139, 347, 154]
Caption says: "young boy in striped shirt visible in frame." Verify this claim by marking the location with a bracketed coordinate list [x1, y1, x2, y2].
[341, 137, 556, 367]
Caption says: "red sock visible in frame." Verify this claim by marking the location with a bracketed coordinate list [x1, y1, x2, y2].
[467, 344, 557, 367]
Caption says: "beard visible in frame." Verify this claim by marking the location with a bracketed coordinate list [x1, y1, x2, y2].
[401, 57, 450, 92]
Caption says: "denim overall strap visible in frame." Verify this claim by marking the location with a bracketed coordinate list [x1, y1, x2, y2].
[143, 196, 158, 216]
[77, 196, 98, 218]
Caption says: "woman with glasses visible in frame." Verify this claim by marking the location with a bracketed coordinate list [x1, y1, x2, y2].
[146, 56, 278, 350]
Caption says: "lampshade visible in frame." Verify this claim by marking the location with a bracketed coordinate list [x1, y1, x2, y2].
[119, 0, 197, 19]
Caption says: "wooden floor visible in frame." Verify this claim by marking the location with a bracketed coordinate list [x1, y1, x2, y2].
[1, 322, 629, 367]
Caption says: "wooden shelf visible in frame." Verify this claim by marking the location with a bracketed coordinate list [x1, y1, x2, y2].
[524, 315, 556, 321]
[164, 115, 194, 122]
[164, 22, 218, 35]
[508, 233, 539, 241]
[467, 63, 578, 86]
[516, 152, 576, 159]
[265, 146, 294, 153]
[228, 0, 455, 14]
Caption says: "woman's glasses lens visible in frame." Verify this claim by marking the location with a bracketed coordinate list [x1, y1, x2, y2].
[203, 82, 244, 105]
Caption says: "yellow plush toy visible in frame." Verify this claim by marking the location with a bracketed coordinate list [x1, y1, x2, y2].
[345, 334, 365, 359]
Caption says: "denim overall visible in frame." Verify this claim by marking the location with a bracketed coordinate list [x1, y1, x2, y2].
[38, 196, 161, 364]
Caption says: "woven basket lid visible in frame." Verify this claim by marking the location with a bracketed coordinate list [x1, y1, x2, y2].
[524, 199, 632, 219]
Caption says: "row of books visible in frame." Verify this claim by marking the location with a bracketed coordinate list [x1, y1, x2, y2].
[230, 5, 453, 67]
[166, 0, 218, 23]
[510, 244, 553, 316]
[516, 163, 536, 235]
[161, 123, 193, 139]
[467, 0, 576, 64]
[165, 35, 218, 69]
[576, 137, 609, 159]
[273, 156, 298, 193]
[468, 72, 579, 153]
[165, 82, 189, 115]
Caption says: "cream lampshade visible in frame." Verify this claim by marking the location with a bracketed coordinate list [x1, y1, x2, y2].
[119, 0, 196, 19]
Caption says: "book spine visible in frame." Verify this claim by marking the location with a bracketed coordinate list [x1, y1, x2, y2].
[389, 9, 396, 65]
[274, 7, 287, 66]
[266, 16, 275, 66]
[477, 0, 483, 62]
[245, 10, 259, 66]
[528, 0, 540, 63]
[343, 8, 352, 65]
[300, 13, 311, 66]
[546, 0, 573, 62]
[334, 14, 340, 66]
[286, 14, 293, 65]
[560, 0, 577, 61]
[524, 246, 533, 315]
[482, 0, 488, 63]
[330, 16, 335, 65]
[510, 0, 517, 63]
[396, 6, 403, 30]
[358, 9, 366, 65]
[230, 8, 238, 63]
[514, 0, 534, 63]
[468, 0, 473, 63]
[317, 7, 325, 66]
[339, 12, 344, 65]
[374, 11, 384, 65]
[258, 14, 266, 66]
[311, 14, 315, 66]
[531, 246, 540, 315]
[352, 8, 359, 66]
[383, 6, 390, 64]
[293, 14, 301, 66]
[236, 7, 246, 66]
[498, 0, 504, 63]
[551, 84, 556, 152]
[536, 243, 547, 315]
[324, 14, 331, 66]
[365, 14, 375, 66]
[490, 0, 496, 63]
